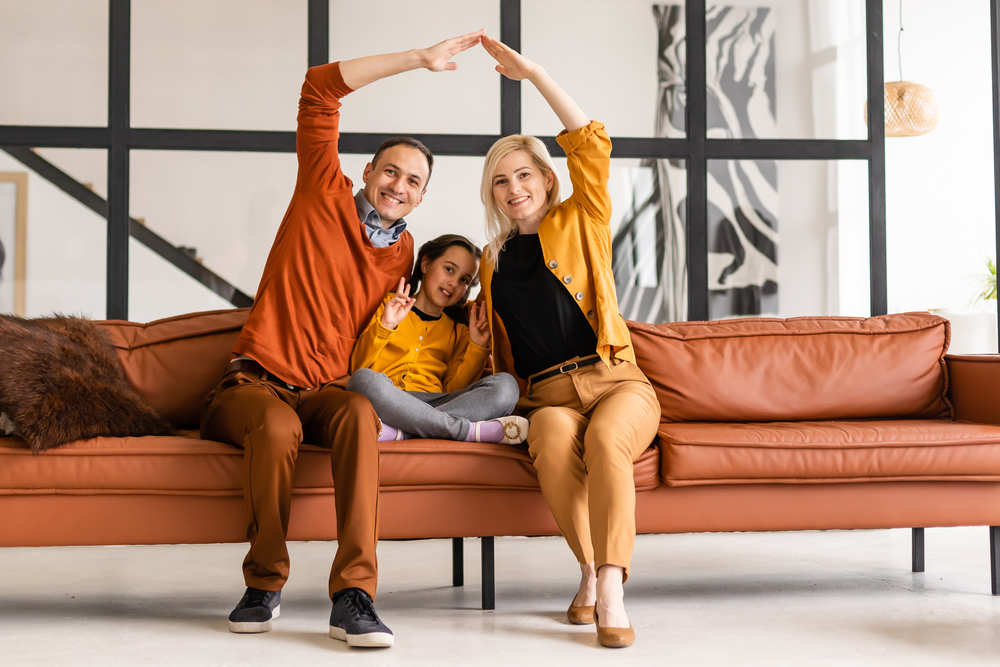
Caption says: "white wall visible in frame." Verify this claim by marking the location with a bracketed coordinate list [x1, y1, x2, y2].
[0, 0, 995, 332]
[882, 0, 997, 321]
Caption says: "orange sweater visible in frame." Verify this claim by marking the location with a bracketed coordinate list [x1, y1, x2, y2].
[350, 294, 490, 394]
[233, 62, 414, 388]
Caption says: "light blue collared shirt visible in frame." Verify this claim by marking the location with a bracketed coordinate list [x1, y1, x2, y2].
[355, 190, 407, 248]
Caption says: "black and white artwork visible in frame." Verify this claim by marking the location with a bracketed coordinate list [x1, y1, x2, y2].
[613, 4, 778, 322]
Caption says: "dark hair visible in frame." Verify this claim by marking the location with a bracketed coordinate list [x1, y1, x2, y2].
[412, 234, 482, 324]
[371, 137, 434, 187]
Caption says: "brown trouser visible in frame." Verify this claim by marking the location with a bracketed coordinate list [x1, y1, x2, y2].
[200, 369, 381, 599]
[518, 358, 660, 581]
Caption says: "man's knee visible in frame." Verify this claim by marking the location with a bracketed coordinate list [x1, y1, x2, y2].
[248, 403, 303, 459]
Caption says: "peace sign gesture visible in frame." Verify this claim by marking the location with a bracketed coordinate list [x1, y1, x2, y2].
[468, 302, 491, 348]
[380, 278, 416, 330]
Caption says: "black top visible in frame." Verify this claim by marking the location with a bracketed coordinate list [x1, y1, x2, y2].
[491, 233, 598, 378]
[410, 306, 441, 322]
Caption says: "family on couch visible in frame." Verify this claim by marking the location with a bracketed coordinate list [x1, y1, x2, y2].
[199, 29, 656, 650]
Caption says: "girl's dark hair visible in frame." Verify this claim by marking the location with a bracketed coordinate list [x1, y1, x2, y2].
[412, 234, 482, 324]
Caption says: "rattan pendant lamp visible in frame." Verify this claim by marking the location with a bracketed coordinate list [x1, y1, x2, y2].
[866, 0, 939, 137]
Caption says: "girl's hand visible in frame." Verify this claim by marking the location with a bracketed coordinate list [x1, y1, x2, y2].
[381, 278, 416, 330]
[469, 302, 491, 348]
[419, 29, 485, 72]
[481, 34, 536, 81]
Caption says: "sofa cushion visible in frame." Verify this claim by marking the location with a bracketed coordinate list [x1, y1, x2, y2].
[657, 419, 1000, 486]
[629, 313, 952, 423]
[0, 435, 660, 493]
[100, 309, 249, 430]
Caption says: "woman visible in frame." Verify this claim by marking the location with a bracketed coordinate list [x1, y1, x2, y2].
[478, 35, 660, 648]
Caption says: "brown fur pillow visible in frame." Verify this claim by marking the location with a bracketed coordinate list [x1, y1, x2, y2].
[0, 315, 172, 453]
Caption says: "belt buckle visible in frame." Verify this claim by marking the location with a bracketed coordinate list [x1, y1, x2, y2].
[559, 361, 579, 374]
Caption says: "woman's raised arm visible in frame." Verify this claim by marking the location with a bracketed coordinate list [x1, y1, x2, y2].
[481, 35, 589, 133]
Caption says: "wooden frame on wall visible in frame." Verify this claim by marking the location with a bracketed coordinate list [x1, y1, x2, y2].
[0, 172, 27, 316]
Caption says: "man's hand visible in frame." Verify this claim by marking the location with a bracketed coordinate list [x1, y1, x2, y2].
[419, 29, 485, 72]
[469, 302, 491, 348]
[339, 29, 484, 91]
[381, 278, 416, 330]
[481, 34, 535, 81]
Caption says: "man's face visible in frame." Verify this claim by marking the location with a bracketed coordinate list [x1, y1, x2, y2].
[362, 145, 430, 226]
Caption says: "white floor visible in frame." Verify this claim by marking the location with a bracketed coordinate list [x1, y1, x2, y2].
[1, 528, 999, 666]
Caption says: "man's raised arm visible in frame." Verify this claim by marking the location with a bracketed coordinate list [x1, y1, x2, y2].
[296, 30, 484, 193]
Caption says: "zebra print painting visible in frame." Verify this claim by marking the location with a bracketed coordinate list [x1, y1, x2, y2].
[612, 4, 778, 322]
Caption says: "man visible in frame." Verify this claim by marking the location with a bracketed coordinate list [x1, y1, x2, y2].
[200, 29, 484, 649]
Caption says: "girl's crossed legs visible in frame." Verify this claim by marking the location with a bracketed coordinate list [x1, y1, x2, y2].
[347, 368, 522, 441]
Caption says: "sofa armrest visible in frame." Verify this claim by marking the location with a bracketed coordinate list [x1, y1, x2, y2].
[946, 354, 1000, 424]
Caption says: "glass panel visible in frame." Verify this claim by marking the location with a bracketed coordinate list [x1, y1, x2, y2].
[0, 0, 108, 126]
[128, 151, 298, 323]
[131, 0, 307, 131]
[522, 0, 676, 138]
[328, 0, 499, 135]
[884, 0, 996, 353]
[693, 0, 867, 140]
[0, 151, 107, 319]
[611, 159, 689, 323]
[707, 159, 870, 319]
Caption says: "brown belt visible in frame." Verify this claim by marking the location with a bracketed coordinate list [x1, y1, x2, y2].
[528, 355, 602, 385]
[226, 358, 308, 392]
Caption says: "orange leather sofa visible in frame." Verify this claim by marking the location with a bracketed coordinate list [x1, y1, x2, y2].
[2, 308, 999, 607]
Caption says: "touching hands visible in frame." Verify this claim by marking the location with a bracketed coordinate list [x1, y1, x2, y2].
[381, 278, 416, 330]
[481, 34, 536, 81]
[468, 302, 491, 348]
[419, 29, 485, 72]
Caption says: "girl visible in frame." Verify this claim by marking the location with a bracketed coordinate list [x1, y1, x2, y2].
[348, 234, 527, 445]
[476, 36, 660, 647]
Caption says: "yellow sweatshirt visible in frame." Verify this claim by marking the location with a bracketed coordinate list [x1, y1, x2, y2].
[349, 293, 490, 393]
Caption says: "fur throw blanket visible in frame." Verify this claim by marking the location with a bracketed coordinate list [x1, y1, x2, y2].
[0, 315, 172, 453]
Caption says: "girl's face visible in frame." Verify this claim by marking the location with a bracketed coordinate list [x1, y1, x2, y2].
[491, 149, 554, 223]
[419, 245, 479, 310]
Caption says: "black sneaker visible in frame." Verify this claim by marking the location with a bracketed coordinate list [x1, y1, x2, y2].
[228, 587, 281, 633]
[328, 588, 394, 648]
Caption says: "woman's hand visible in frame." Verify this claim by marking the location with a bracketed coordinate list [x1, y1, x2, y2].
[468, 302, 492, 348]
[481, 34, 536, 81]
[418, 29, 485, 72]
[381, 278, 416, 330]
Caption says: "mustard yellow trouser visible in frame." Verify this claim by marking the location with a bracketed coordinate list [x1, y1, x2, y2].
[517, 359, 660, 581]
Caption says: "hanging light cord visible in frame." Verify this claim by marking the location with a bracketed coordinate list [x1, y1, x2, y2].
[898, 0, 904, 81]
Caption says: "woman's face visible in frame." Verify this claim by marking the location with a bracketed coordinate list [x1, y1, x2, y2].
[491, 149, 554, 224]
[419, 245, 479, 310]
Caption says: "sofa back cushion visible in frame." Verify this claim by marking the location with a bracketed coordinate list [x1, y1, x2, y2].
[100, 309, 249, 429]
[628, 313, 953, 423]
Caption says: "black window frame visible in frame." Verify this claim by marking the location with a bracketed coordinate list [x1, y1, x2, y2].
[0, 0, 996, 332]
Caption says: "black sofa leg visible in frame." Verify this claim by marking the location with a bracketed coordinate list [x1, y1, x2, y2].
[452, 537, 464, 587]
[481, 536, 495, 610]
[991, 526, 1000, 595]
[912, 527, 925, 573]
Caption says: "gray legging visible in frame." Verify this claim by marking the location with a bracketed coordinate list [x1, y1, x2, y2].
[346, 369, 520, 441]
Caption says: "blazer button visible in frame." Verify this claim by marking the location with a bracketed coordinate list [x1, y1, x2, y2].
[563, 275, 572, 284]
[587, 310, 596, 319]
[548, 260, 558, 269]
[575, 292, 584, 301]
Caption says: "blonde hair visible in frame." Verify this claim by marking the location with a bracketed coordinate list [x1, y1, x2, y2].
[480, 135, 561, 268]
